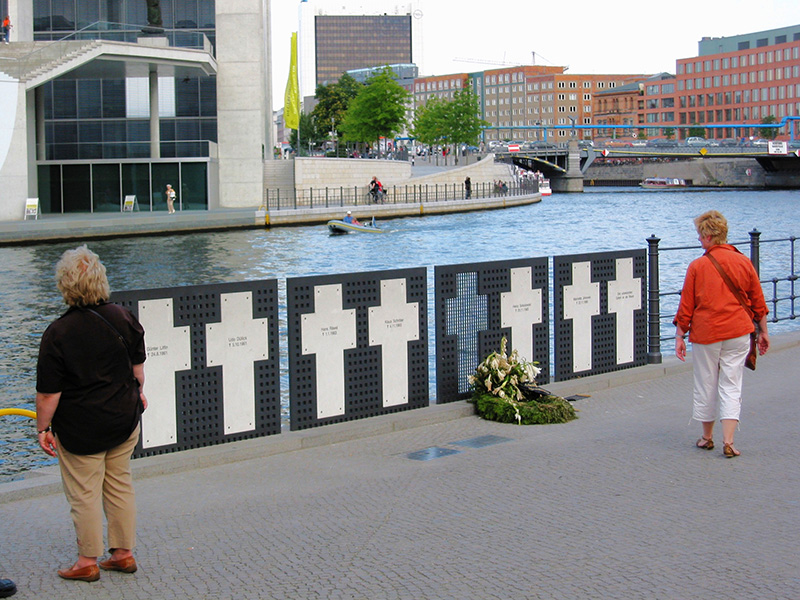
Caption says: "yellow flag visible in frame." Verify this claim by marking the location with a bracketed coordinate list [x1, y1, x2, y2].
[284, 32, 300, 130]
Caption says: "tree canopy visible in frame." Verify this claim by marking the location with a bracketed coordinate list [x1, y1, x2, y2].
[760, 115, 779, 140]
[311, 73, 362, 141]
[340, 68, 410, 145]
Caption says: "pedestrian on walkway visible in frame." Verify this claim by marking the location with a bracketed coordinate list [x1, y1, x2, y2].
[2, 15, 11, 44]
[165, 184, 176, 214]
[464, 176, 472, 199]
[674, 210, 770, 458]
[35, 245, 148, 582]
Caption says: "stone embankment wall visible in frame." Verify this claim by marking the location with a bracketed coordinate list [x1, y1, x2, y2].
[584, 158, 769, 187]
[262, 155, 513, 201]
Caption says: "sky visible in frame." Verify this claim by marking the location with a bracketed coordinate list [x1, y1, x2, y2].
[268, 0, 800, 109]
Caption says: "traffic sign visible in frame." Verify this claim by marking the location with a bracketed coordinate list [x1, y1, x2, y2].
[601, 149, 609, 157]
[508, 144, 520, 152]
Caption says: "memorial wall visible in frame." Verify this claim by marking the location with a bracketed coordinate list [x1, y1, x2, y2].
[111, 249, 646, 457]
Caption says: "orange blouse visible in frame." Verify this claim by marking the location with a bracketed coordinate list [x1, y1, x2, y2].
[674, 244, 768, 345]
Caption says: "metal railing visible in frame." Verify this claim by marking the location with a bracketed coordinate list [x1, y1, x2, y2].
[646, 231, 798, 363]
[264, 179, 539, 211]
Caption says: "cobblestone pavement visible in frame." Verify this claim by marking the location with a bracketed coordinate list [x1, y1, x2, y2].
[2, 337, 799, 599]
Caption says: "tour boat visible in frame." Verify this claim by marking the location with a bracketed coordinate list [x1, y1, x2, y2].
[327, 218, 384, 234]
[640, 177, 687, 189]
[538, 179, 552, 196]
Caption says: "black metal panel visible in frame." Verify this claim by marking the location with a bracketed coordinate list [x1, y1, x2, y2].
[553, 249, 647, 381]
[435, 258, 550, 403]
[112, 279, 281, 458]
[287, 268, 428, 430]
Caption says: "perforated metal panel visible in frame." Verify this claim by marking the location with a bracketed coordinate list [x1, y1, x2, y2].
[553, 250, 647, 381]
[112, 280, 281, 458]
[287, 268, 428, 430]
[435, 258, 550, 403]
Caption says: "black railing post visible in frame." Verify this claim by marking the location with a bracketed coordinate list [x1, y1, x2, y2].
[749, 228, 761, 275]
[647, 234, 663, 364]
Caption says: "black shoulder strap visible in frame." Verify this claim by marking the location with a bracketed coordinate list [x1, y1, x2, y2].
[84, 307, 133, 367]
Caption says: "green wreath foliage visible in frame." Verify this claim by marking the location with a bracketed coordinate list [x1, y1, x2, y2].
[472, 392, 576, 425]
[469, 337, 577, 425]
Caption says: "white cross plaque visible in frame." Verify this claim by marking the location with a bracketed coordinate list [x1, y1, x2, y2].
[206, 292, 268, 435]
[607, 257, 642, 364]
[137, 298, 191, 448]
[500, 267, 543, 363]
[563, 261, 600, 373]
[301, 284, 357, 419]
[368, 278, 420, 407]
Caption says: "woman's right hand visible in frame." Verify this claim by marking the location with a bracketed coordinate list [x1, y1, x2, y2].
[675, 337, 687, 361]
[38, 430, 58, 457]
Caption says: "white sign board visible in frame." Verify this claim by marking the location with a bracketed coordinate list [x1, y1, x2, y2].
[24, 198, 39, 220]
[768, 141, 788, 155]
[123, 195, 137, 212]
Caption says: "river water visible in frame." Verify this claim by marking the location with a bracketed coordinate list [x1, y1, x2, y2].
[1, 188, 798, 480]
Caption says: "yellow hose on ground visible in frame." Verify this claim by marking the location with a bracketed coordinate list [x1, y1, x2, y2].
[0, 408, 37, 419]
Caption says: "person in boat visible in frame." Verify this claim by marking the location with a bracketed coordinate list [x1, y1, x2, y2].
[369, 176, 384, 203]
[343, 211, 361, 226]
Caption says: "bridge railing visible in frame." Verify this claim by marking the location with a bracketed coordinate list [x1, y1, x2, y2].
[646, 231, 798, 363]
[264, 179, 539, 210]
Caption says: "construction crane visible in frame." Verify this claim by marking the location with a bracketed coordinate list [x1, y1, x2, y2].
[453, 51, 559, 68]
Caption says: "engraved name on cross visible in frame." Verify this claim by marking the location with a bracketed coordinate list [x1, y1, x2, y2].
[137, 298, 191, 448]
[206, 292, 268, 435]
[607, 257, 642, 364]
[368, 278, 420, 407]
[301, 284, 357, 419]
[562, 261, 600, 373]
[500, 266, 543, 363]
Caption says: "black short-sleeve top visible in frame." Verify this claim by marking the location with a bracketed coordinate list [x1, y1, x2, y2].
[37, 302, 146, 454]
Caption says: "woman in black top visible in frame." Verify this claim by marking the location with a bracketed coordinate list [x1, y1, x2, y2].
[36, 246, 148, 582]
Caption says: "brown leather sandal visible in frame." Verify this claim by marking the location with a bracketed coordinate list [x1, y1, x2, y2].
[723, 443, 740, 458]
[696, 436, 714, 450]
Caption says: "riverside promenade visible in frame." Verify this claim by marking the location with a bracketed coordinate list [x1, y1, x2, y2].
[1, 333, 799, 599]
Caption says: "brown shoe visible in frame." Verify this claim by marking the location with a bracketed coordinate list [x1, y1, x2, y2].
[99, 555, 137, 573]
[723, 443, 741, 458]
[57, 563, 100, 582]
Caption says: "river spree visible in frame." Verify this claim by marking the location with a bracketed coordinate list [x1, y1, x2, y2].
[1, 188, 798, 480]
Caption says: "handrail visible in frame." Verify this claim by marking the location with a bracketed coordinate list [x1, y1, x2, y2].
[0, 408, 36, 419]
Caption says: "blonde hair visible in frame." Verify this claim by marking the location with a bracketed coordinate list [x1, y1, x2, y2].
[694, 210, 728, 245]
[55, 245, 110, 307]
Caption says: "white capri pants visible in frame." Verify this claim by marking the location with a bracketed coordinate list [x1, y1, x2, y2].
[692, 333, 750, 422]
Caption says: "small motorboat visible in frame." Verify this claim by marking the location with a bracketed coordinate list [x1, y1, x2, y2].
[327, 217, 384, 235]
[538, 178, 552, 196]
[640, 177, 687, 189]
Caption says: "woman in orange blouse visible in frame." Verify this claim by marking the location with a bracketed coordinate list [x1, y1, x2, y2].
[674, 211, 769, 458]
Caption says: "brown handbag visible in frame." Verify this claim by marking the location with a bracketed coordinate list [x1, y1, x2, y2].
[705, 251, 759, 370]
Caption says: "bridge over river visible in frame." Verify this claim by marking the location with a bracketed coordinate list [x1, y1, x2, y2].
[493, 141, 800, 191]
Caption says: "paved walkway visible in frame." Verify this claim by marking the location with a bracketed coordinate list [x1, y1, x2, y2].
[2, 334, 799, 599]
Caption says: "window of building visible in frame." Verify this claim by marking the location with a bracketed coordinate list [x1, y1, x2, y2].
[569, 81, 576, 88]
[732, 56, 739, 68]
[756, 38, 768, 48]
[766, 51, 773, 63]
[705, 60, 712, 71]
[722, 58, 729, 69]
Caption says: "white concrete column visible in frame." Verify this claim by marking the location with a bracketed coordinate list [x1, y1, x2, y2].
[8, 0, 33, 42]
[149, 69, 160, 159]
[215, 0, 270, 207]
[35, 86, 45, 161]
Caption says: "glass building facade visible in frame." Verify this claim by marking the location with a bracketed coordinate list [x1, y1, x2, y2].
[32, 0, 217, 213]
[314, 15, 412, 87]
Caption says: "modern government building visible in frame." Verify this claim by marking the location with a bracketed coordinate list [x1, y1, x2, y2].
[0, 0, 797, 223]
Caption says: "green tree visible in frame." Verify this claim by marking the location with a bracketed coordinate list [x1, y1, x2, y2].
[760, 115, 779, 140]
[443, 85, 488, 163]
[340, 67, 410, 148]
[411, 96, 448, 149]
[412, 84, 487, 164]
[687, 124, 706, 138]
[289, 111, 322, 156]
[311, 73, 362, 144]
[663, 127, 675, 140]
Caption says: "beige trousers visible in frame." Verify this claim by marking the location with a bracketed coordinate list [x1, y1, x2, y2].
[57, 425, 140, 557]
